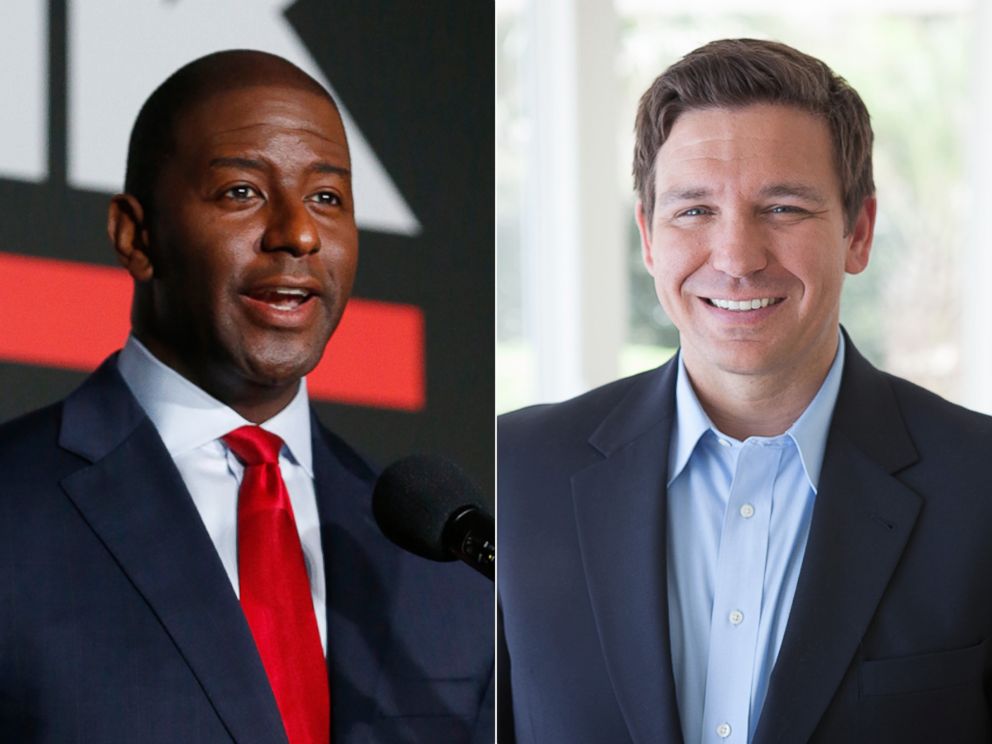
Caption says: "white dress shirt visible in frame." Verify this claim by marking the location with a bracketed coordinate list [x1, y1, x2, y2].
[117, 335, 327, 653]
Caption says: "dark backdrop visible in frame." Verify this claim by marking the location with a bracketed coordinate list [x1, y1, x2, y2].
[0, 1, 494, 499]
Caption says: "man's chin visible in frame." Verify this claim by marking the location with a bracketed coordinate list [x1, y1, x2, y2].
[237, 327, 331, 380]
[684, 340, 789, 381]
[242, 354, 321, 388]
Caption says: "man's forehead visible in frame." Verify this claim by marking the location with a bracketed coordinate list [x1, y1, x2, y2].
[179, 78, 337, 123]
[661, 105, 830, 153]
[653, 105, 838, 193]
[175, 83, 347, 151]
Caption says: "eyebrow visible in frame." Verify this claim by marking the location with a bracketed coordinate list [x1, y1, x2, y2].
[656, 183, 828, 206]
[309, 162, 351, 177]
[208, 157, 351, 177]
[209, 157, 265, 171]
[759, 182, 828, 204]
[656, 187, 712, 207]
[658, 188, 710, 204]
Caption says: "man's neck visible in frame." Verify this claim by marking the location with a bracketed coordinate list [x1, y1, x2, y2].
[681, 337, 839, 441]
[131, 333, 301, 424]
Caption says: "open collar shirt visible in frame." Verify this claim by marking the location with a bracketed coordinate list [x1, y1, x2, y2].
[666, 332, 845, 744]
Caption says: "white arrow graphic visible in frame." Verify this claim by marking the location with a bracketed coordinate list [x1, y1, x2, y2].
[0, 1, 47, 183]
[68, 0, 420, 236]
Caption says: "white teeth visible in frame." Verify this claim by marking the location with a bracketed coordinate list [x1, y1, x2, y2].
[709, 297, 780, 311]
[252, 286, 311, 311]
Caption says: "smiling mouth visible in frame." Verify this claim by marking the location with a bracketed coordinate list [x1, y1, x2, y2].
[707, 297, 783, 311]
[247, 287, 315, 311]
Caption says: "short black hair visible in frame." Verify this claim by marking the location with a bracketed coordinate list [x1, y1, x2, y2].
[123, 49, 337, 213]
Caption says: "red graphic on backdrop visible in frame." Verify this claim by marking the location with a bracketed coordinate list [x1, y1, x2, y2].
[0, 251, 425, 411]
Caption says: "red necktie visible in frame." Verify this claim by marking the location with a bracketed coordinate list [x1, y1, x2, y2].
[223, 426, 330, 744]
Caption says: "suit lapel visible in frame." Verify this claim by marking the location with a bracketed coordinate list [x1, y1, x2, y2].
[571, 361, 684, 744]
[58, 359, 288, 744]
[311, 420, 396, 739]
[753, 339, 922, 744]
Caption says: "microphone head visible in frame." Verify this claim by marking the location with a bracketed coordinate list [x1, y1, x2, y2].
[372, 454, 483, 561]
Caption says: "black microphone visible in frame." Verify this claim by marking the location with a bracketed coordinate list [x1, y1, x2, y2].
[372, 455, 494, 581]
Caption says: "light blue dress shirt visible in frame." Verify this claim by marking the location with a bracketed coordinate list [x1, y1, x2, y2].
[667, 333, 845, 744]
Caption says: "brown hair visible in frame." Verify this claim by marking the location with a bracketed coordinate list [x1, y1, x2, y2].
[633, 38, 874, 232]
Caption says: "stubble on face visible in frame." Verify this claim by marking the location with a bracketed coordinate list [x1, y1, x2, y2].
[637, 104, 873, 435]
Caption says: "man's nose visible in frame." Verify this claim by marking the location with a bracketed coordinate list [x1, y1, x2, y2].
[709, 215, 768, 278]
[262, 197, 320, 256]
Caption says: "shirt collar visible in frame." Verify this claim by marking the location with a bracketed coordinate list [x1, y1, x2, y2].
[116, 335, 314, 476]
[668, 331, 845, 494]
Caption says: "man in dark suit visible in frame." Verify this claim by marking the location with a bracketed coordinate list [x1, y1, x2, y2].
[0, 50, 492, 743]
[499, 39, 992, 744]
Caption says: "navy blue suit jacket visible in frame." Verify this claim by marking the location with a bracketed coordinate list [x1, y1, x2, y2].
[0, 356, 493, 743]
[499, 337, 992, 744]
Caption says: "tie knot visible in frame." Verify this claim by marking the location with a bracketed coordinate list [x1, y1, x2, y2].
[223, 425, 284, 466]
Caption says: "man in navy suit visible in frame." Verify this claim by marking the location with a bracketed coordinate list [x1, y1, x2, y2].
[499, 39, 992, 744]
[0, 50, 492, 743]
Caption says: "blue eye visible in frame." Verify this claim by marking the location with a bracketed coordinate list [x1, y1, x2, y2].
[678, 207, 709, 218]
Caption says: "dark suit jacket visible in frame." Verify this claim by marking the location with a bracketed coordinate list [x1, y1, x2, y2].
[0, 356, 493, 743]
[498, 337, 992, 744]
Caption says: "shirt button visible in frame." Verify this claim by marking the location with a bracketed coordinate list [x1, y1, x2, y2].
[728, 610, 744, 625]
[716, 722, 732, 738]
[739, 503, 755, 519]
[718, 438, 731, 447]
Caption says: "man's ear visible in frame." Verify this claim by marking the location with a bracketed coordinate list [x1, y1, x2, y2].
[635, 200, 657, 275]
[844, 196, 877, 276]
[108, 194, 154, 282]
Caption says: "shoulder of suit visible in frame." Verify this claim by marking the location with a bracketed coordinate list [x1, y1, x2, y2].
[310, 414, 378, 484]
[0, 400, 65, 466]
[882, 370, 992, 447]
[0, 400, 90, 509]
[499, 365, 665, 440]
[497, 364, 673, 485]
